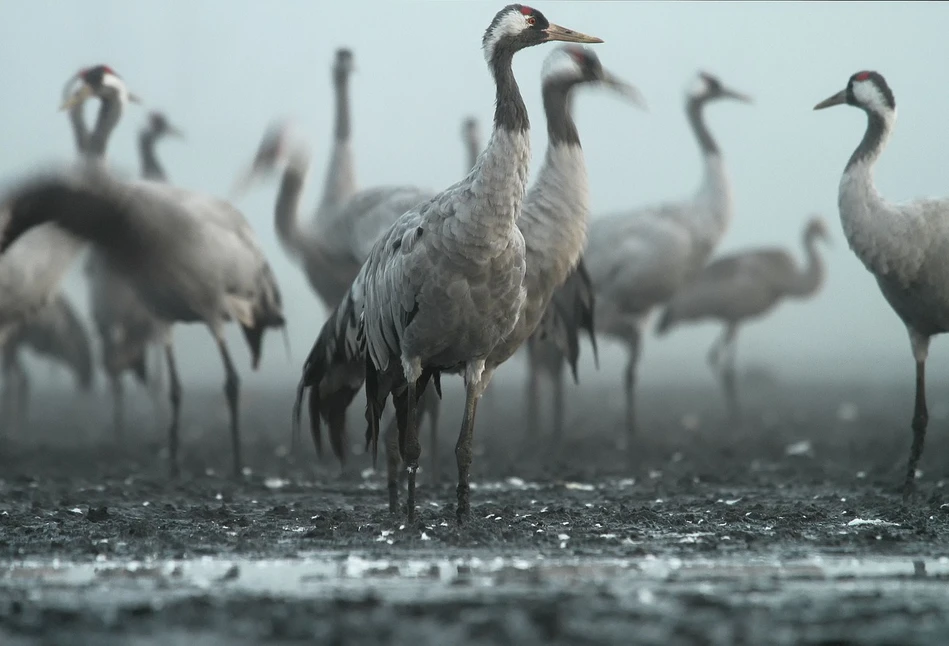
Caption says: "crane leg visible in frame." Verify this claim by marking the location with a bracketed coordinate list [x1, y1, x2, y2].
[422, 388, 441, 485]
[456, 362, 488, 522]
[165, 343, 182, 477]
[623, 331, 642, 457]
[0, 363, 12, 436]
[384, 412, 401, 514]
[14, 359, 29, 432]
[904, 358, 928, 497]
[110, 374, 125, 443]
[403, 377, 421, 523]
[525, 356, 541, 444]
[216, 337, 243, 478]
[719, 325, 741, 424]
[551, 364, 566, 455]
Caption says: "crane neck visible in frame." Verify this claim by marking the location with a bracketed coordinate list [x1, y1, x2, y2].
[138, 130, 167, 181]
[686, 96, 719, 158]
[489, 46, 530, 135]
[85, 94, 125, 160]
[541, 77, 582, 147]
[466, 134, 480, 172]
[276, 149, 312, 257]
[67, 103, 90, 157]
[333, 73, 351, 142]
[789, 230, 826, 297]
[846, 108, 894, 173]
[317, 73, 357, 218]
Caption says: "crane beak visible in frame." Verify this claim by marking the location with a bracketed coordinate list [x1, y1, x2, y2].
[543, 23, 603, 44]
[128, 92, 143, 105]
[814, 89, 847, 110]
[601, 70, 647, 110]
[59, 84, 93, 111]
[722, 87, 753, 104]
[166, 125, 186, 139]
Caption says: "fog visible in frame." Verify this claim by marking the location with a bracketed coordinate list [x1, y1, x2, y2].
[1, 1, 948, 394]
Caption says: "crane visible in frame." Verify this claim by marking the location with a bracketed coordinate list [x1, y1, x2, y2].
[585, 71, 751, 455]
[0, 67, 286, 478]
[656, 215, 830, 418]
[0, 293, 93, 435]
[814, 70, 949, 495]
[461, 117, 481, 172]
[293, 4, 603, 522]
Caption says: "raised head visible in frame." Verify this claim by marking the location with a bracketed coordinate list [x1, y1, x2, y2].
[481, 4, 602, 64]
[60, 65, 142, 111]
[146, 111, 184, 139]
[813, 70, 895, 116]
[333, 48, 355, 84]
[541, 45, 647, 108]
[688, 71, 752, 105]
[805, 215, 831, 245]
[231, 119, 307, 197]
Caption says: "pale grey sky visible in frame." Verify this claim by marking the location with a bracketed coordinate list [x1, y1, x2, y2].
[1, 1, 948, 393]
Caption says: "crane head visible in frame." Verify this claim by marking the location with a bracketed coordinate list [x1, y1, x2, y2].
[146, 111, 185, 140]
[60, 65, 142, 111]
[813, 71, 895, 117]
[334, 48, 355, 83]
[688, 71, 752, 105]
[230, 119, 308, 199]
[541, 46, 647, 109]
[805, 215, 832, 246]
[482, 5, 602, 64]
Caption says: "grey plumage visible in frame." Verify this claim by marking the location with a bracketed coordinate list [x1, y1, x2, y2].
[1, 292, 93, 434]
[0, 144, 286, 477]
[293, 5, 604, 522]
[585, 70, 750, 453]
[814, 70, 948, 495]
[656, 215, 829, 417]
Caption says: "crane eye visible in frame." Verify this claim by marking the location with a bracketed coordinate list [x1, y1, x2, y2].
[526, 16, 536, 25]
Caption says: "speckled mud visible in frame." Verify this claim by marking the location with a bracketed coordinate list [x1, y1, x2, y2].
[1, 378, 948, 644]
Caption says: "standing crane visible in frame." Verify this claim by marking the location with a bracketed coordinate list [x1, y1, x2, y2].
[814, 70, 949, 495]
[63, 67, 177, 439]
[1, 293, 93, 435]
[461, 117, 481, 172]
[585, 71, 751, 455]
[0, 66, 286, 478]
[656, 215, 830, 418]
[293, 4, 604, 522]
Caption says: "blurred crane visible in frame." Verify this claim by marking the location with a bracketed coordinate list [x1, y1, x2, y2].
[294, 5, 603, 522]
[461, 117, 481, 172]
[814, 70, 948, 496]
[0, 293, 94, 434]
[0, 66, 286, 477]
[656, 215, 830, 419]
[585, 71, 750, 455]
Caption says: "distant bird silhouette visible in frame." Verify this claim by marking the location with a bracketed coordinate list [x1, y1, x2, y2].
[814, 70, 949, 495]
[657, 215, 830, 418]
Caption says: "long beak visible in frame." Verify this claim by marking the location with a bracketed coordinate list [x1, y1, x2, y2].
[59, 84, 93, 111]
[128, 92, 143, 105]
[814, 88, 847, 110]
[166, 125, 186, 139]
[544, 23, 603, 44]
[601, 70, 647, 110]
[722, 87, 753, 104]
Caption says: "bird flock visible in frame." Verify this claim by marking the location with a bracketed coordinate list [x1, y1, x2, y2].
[0, 4, 942, 522]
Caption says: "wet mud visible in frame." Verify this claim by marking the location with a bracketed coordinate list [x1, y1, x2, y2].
[1, 377, 948, 644]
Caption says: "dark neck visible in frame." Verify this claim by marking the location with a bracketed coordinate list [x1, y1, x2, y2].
[542, 78, 581, 147]
[138, 131, 166, 181]
[846, 110, 888, 172]
[466, 137, 479, 171]
[334, 75, 351, 142]
[85, 95, 123, 159]
[686, 97, 718, 157]
[490, 47, 529, 133]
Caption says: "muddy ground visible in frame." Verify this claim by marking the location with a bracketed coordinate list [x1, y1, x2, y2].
[1, 374, 949, 644]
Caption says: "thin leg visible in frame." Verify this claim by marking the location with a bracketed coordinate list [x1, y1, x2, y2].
[165, 343, 183, 477]
[403, 377, 420, 523]
[905, 359, 928, 496]
[526, 351, 541, 442]
[110, 375, 125, 442]
[456, 362, 488, 522]
[706, 326, 728, 369]
[215, 337, 243, 478]
[623, 331, 641, 455]
[384, 413, 400, 514]
[0, 363, 12, 435]
[718, 325, 741, 423]
[14, 360, 29, 431]
[423, 389, 441, 485]
[551, 364, 566, 453]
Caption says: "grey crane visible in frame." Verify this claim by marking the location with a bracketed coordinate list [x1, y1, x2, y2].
[656, 215, 830, 418]
[813, 70, 949, 495]
[461, 117, 481, 172]
[237, 122, 441, 469]
[585, 71, 751, 454]
[68, 79, 183, 438]
[0, 67, 286, 477]
[293, 4, 603, 522]
[0, 293, 94, 435]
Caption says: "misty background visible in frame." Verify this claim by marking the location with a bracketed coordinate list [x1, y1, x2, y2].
[1, 1, 947, 398]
